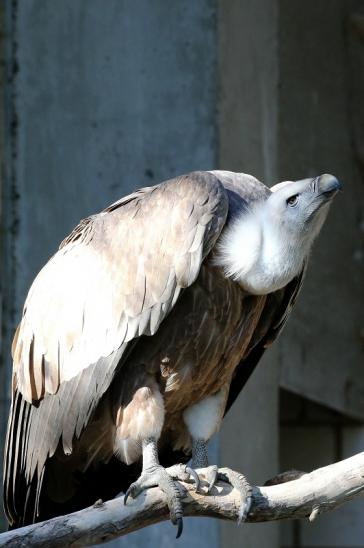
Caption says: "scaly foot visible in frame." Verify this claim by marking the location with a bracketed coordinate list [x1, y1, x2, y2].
[124, 463, 200, 538]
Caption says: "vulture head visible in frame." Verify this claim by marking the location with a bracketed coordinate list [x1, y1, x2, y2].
[216, 173, 342, 295]
[269, 172, 342, 236]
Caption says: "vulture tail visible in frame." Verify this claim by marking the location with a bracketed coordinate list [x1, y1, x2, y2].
[3, 391, 42, 528]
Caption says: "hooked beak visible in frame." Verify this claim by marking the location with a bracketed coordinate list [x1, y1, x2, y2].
[315, 174, 343, 199]
[305, 173, 342, 222]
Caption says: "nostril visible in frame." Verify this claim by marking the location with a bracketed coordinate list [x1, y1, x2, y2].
[311, 177, 319, 193]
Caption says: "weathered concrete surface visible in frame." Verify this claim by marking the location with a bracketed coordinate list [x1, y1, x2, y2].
[218, 2, 279, 547]
[0, 1, 218, 545]
[218, 0, 277, 183]
[278, 0, 364, 420]
[12, 0, 217, 310]
[0, 0, 18, 533]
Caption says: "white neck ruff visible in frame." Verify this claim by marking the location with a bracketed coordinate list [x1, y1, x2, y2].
[214, 206, 308, 295]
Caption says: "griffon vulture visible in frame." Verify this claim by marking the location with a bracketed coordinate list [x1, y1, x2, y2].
[3, 170, 341, 536]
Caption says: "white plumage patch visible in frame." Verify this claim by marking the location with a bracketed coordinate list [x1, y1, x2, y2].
[215, 204, 307, 295]
[114, 386, 165, 464]
[216, 211, 262, 285]
[115, 438, 141, 466]
[183, 389, 226, 441]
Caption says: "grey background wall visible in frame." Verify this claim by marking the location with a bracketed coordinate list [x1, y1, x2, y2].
[218, 2, 280, 547]
[277, 2, 364, 547]
[0, 2, 363, 548]
[278, 0, 364, 422]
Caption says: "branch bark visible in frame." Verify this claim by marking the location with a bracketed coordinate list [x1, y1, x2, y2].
[1, 451, 364, 547]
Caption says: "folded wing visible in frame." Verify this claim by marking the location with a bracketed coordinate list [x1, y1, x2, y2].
[4, 171, 228, 525]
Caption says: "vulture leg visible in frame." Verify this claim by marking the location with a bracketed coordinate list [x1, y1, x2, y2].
[124, 437, 198, 538]
[183, 390, 253, 522]
[191, 437, 217, 491]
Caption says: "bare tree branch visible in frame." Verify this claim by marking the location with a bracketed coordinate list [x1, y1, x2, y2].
[1, 451, 364, 547]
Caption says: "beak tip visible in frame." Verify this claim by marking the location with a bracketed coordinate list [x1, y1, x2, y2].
[318, 173, 343, 194]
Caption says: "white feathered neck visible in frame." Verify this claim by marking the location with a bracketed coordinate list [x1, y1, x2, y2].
[215, 204, 310, 295]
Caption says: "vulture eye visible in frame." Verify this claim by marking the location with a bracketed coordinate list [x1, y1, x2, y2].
[286, 194, 299, 207]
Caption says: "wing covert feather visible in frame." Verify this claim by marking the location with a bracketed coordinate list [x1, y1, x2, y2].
[13, 171, 228, 403]
[4, 172, 228, 526]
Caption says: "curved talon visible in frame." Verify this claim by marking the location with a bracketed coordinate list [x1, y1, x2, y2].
[123, 486, 132, 505]
[207, 467, 218, 493]
[238, 494, 252, 524]
[185, 466, 201, 492]
[216, 468, 252, 523]
[176, 516, 183, 538]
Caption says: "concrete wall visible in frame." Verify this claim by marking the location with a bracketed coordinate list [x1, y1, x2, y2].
[278, 0, 364, 421]
[218, 2, 280, 547]
[277, 4, 364, 545]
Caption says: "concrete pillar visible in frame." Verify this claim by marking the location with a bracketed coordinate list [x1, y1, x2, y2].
[0, 2, 218, 546]
[218, 2, 280, 547]
[278, 0, 364, 420]
[277, 2, 364, 545]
